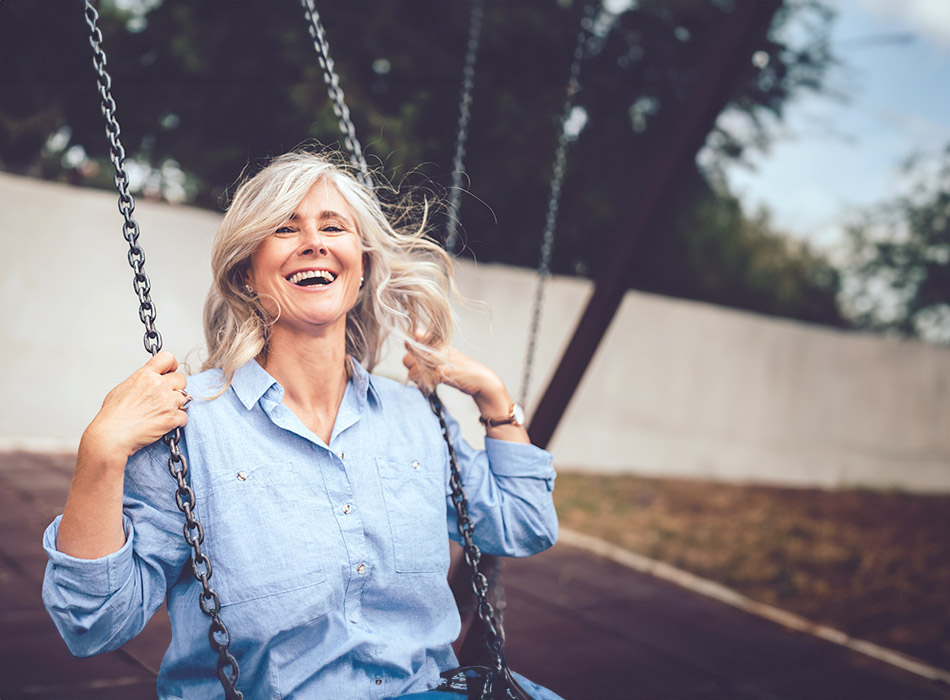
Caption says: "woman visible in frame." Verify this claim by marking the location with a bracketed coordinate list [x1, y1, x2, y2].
[42, 150, 559, 699]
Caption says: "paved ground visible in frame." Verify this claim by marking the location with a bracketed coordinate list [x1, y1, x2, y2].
[2, 451, 948, 700]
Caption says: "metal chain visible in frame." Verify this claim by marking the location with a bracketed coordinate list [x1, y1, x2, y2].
[487, 555, 507, 639]
[299, 0, 372, 188]
[518, 15, 591, 409]
[83, 4, 242, 698]
[428, 393, 533, 700]
[444, 0, 485, 255]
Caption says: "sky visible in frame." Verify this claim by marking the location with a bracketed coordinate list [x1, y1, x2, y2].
[720, 0, 950, 253]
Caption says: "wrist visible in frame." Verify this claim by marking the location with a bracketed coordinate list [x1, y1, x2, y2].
[80, 422, 133, 473]
[472, 373, 508, 412]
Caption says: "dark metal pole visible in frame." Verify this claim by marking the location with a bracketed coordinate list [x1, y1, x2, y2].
[528, 0, 782, 449]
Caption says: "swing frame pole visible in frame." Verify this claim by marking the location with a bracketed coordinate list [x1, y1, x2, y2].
[527, 0, 782, 450]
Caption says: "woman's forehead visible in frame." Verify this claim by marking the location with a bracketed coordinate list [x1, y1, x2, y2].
[292, 178, 356, 221]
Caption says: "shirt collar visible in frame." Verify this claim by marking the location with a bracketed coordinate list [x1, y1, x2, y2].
[348, 356, 383, 409]
[231, 359, 281, 410]
[230, 357, 382, 410]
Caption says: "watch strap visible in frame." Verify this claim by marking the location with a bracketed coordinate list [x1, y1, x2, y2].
[478, 403, 524, 428]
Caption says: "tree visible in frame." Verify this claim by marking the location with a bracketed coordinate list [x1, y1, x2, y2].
[841, 144, 950, 344]
[632, 168, 846, 327]
[0, 0, 844, 327]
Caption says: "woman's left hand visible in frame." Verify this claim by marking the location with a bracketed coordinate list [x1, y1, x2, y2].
[403, 344, 499, 398]
[403, 344, 530, 443]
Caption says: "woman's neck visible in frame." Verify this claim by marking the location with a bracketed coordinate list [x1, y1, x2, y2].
[261, 324, 350, 444]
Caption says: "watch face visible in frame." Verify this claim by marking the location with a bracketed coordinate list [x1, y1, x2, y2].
[512, 403, 525, 426]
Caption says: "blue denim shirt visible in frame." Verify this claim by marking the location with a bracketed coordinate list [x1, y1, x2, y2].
[42, 359, 557, 699]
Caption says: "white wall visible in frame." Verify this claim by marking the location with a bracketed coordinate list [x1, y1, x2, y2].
[3, 173, 949, 491]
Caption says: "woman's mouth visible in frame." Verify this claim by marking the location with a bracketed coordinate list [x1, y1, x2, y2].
[286, 270, 337, 287]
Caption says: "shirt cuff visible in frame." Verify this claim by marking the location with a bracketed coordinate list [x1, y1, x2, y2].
[43, 514, 135, 597]
[484, 438, 555, 483]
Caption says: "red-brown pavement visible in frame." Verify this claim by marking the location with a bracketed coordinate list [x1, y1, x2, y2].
[1, 451, 947, 700]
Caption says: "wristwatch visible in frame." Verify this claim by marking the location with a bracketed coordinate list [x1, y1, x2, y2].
[479, 403, 525, 429]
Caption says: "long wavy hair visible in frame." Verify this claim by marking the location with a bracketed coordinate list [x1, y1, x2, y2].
[202, 149, 456, 390]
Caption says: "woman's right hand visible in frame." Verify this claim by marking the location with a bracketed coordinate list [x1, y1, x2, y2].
[57, 351, 189, 559]
[84, 350, 190, 460]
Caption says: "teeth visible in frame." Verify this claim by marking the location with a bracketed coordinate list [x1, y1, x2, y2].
[287, 270, 337, 285]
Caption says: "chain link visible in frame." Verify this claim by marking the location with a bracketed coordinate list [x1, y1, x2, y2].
[428, 394, 533, 700]
[519, 14, 592, 409]
[299, 0, 372, 188]
[444, 0, 485, 254]
[83, 4, 242, 698]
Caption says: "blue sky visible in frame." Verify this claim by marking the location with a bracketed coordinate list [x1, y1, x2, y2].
[720, 0, 950, 252]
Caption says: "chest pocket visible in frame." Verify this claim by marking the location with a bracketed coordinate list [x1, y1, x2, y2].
[200, 461, 331, 616]
[376, 457, 450, 573]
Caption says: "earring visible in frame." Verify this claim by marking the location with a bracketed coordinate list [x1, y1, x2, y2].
[359, 275, 364, 289]
[244, 284, 254, 295]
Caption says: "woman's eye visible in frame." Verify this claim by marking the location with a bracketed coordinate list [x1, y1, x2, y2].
[322, 225, 345, 234]
[275, 226, 295, 236]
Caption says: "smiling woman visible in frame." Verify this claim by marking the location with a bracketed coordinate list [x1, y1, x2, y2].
[246, 181, 366, 348]
[202, 150, 456, 395]
[41, 148, 559, 699]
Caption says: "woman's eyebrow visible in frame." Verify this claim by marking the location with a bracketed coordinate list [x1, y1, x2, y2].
[286, 210, 352, 224]
[317, 210, 351, 223]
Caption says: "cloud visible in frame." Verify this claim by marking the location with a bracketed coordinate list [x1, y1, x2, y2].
[873, 109, 950, 145]
[854, 0, 950, 51]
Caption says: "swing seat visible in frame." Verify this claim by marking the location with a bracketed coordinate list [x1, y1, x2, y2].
[388, 667, 565, 700]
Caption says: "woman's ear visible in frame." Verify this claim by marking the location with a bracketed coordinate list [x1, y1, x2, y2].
[240, 262, 255, 291]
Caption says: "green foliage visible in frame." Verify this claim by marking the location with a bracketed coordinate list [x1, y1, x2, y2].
[842, 144, 950, 344]
[0, 0, 843, 327]
[630, 169, 846, 326]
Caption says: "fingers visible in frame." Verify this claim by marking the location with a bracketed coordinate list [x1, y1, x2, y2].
[403, 358, 424, 389]
[173, 403, 189, 429]
[145, 350, 178, 375]
[176, 389, 193, 410]
[95, 365, 191, 457]
[166, 372, 188, 392]
[143, 351, 187, 392]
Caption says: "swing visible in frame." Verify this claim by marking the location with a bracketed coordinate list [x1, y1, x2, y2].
[81, 2, 576, 698]
[439, 4, 593, 663]
[83, 4, 242, 698]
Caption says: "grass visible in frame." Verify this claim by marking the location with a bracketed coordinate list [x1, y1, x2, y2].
[553, 471, 950, 670]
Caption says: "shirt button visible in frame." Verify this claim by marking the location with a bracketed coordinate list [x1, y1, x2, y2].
[412, 460, 421, 470]
[236, 471, 248, 481]
[342, 504, 352, 514]
[338, 451, 345, 460]
[356, 563, 366, 575]
[375, 679, 383, 685]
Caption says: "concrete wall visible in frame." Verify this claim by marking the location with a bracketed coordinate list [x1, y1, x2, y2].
[3, 172, 949, 491]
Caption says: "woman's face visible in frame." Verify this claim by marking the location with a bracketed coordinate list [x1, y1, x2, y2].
[245, 179, 364, 339]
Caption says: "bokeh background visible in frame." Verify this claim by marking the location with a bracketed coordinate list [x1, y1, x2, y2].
[1, 0, 949, 698]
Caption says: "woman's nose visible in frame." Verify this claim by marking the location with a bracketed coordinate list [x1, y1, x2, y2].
[298, 227, 328, 256]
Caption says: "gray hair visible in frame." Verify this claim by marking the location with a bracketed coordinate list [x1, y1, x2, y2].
[202, 149, 456, 389]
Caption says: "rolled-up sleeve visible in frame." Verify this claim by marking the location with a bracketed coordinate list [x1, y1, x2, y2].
[43, 514, 135, 597]
[41, 441, 189, 658]
[42, 515, 140, 656]
[443, 409, 558, 557]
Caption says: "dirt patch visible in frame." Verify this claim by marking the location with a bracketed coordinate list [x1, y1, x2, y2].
[553, 471, 950, 670]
